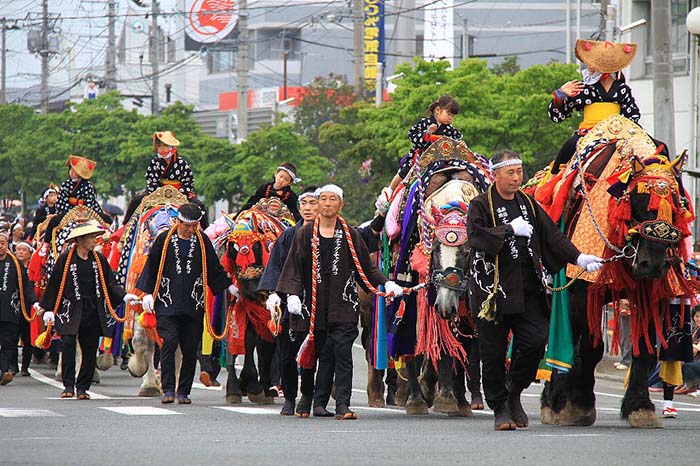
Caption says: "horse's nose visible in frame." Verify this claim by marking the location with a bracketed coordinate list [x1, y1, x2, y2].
[437, 305, 457, 320]
[636, 259, 669, 279]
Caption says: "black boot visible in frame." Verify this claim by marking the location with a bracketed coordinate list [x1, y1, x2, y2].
[508, 389, 528, 428]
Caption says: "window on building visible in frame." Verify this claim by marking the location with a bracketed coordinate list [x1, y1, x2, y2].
[208, 49, 236, 74]
[643, 0, 690, 76]
[252, 28, 301, 61]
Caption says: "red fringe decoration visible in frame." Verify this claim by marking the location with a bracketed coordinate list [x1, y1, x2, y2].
[414, 288, 467, 368]
[534, 170, 563, 211]
[546, 171, 577, 222]
[297, 333, 316, 370]
[607, 197, 631, 246]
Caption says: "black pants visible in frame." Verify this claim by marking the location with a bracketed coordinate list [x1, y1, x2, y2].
[314, 322, 358, 409]
[197, 340, 221, 380]
[467, 337, 482, 396]
[279, 319, 314, 401]
[14, 317, 32, 372]
[61, 325, 101, 391]
[158, 314, 203, 396]
[0, 322, 19, 374]
[476, 295, 549, 410]
[238, 322, 275, 393]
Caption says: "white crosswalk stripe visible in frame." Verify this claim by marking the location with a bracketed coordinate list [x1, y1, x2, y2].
[0, 408, 63, 418]
[99, 406, 182, 416]
[215, 406, 280, 415]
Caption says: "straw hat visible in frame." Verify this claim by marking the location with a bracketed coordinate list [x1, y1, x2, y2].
[66, 220, 104, 241]
[575, 39, 637, 73]
[152, 131, 181, 151]
[65, 155, 96, 180]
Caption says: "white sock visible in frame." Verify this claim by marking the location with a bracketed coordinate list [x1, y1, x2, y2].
[662, 400, 673, 409]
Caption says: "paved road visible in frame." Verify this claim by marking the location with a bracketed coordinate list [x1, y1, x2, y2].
[1, 344, 698, 466]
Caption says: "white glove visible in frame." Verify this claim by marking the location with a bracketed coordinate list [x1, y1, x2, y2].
[266, 292, 281, 313]
[375, 187, 393, 213]
[509, 216, 533, 238]
[228, 283, 239, 299]
[577, 253, 604, 273]
[384, 281, 404, 298]
[142, 294, 155, 313]
[123, 293, 138, 303]
[43, 311, 55, 325]
[287, 295, 302, 316]
[33, 302, 44, 314]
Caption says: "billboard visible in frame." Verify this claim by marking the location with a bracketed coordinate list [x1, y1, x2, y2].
[364, 0, 385, 92]
[185, 0, 239, 51]
[423, 0, 454, 68]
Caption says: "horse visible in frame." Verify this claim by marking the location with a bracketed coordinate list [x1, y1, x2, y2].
[116, 186, 187, 396]
[532, 115, 697, 428]
[206, 197, 294, 404]
[382, 137, 491, 416]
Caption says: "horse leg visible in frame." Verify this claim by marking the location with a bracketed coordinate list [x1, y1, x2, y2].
[225, 356, 243, 404]
[129, 322, 161, 396]
[367, 366, 386, 408]
[141, 341, 162, 397]
[256, 339, 276, 405]
[241, 326, 265, 403]
[395, 366, 409, 407]
[418, 356, 437, 407]
[433, 355, 459, 414]
[623, 349, 662, 428]
[404, 357, 429, 415]
[450, 362, 473, 417]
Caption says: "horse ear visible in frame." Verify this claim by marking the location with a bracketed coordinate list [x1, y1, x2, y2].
[431, 205, 444, 222]
[669, 149, 687, 177]
[631, 154, 645, 176]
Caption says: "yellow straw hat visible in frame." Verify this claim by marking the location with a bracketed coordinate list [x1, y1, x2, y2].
[66, 220, 105, 241]
[65, 155, 96, 180]
[152, 131, 181, 151]
[575, 39, 637, 73]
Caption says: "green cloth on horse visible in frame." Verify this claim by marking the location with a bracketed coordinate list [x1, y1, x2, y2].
[544, 217, 574, 372]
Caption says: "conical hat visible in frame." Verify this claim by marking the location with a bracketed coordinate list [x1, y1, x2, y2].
[152, 131, 181, 150]
[66, 220, 105, 241]
[65, 155, 96, 180]
[575, 39, 637, 73]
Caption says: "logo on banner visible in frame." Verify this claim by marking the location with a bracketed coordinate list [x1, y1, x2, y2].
[186, 0, 239, 44]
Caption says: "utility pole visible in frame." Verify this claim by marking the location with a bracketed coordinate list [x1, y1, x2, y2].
[352, 0, 363, 94]
[283, 51, 288, 100]
[151, 0, 160, 115]
[40, 0, 49, 114]
[1, 19, 7, 105]
[598, 0, 608, 39]
[105, 0, 117, 91]
[652, 0, 676, 156]
[393, 0, 415, 70]
[237, 0, 248, 140]
[565, 0, 571, 63]
[605, 3, 616, 42]
[461, 17, 469, 60]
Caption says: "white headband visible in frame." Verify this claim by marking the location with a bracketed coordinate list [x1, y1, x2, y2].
[489, 158, 522, 172]
[277, 166, 301, 184]
[15, 241, 35, 253]
[318, 184, 344, 200]
[178, 211, 202, 223]
[298, 191, 318, 202]
[43, 188, 57, 199]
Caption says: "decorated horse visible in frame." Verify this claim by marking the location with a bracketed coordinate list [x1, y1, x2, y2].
[530, 114, 698, 428]
[378, 136, 491, 416]
[115, 186, 188, 396]
[205, 197, 295, 404]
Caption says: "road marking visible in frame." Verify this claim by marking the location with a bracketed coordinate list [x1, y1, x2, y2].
[533, 434, 610, 438]
[192, 382, 223, 391]
[215, 406, 280, 415]
[0, 408, 63, 418]
[99, 406, 182, 416]
[28, 369, 110, 399]
[45, 396, 143, 401]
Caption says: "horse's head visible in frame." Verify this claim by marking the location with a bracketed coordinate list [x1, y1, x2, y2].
[609, 151, 689, 279]
[430, 205, 471, 319]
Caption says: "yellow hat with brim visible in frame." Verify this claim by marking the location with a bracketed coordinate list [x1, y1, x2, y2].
[575, 39, 637, 73]
[66, 220, 105, 241]
[65, 155, 96, 180]
[153, 131, 181, 150]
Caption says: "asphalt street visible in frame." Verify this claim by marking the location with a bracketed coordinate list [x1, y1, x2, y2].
[1, 343, 698, 466]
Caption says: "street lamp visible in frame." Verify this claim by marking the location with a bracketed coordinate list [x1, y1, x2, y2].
[686, 7, 700, 246]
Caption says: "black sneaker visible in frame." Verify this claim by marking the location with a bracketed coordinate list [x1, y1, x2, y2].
[280, 399, 295, 416]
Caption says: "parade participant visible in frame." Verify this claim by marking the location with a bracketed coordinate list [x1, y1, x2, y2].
[0, 233, 38, 385]
[548, 39, 640, 174]
[39, 221, 136, 399]
[9, 222, 24, 251]
[56, 155, 110, 222]
[276, 184, 402, 419]
[137, 203, 234, 404]
[466, 150, 603, 430]
[13, 241, 35, 376]
[33, 185, 58, 231]
[258, 186, 319, 416]
[240, 162, 302, 221]
[382, 96, 464, 199]
[145, 131, 195, 199]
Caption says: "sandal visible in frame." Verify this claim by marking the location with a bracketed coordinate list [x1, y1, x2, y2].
[335, 405, 358, 420]
[77, 392, 91, 400]
[61, 390, 74, 399]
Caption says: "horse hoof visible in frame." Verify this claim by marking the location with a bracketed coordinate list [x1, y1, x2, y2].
[138, 386, 162, 397]
[540, 406, 558, 425]
[127, 359, 147, 378]
[448, 403, 473, 418]
[628, 410, 663, 429]
[433, 392, 459, 414]
[96, 353, 114, 371]
[557, 402, 596, 426]
[248, 390, 268, 404]
[368, 399, 385, 408]
[225, 394, 242, 405]
[405, 394, 429, 415]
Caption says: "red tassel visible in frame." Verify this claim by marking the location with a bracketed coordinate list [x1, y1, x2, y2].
[607, 197, 631, 245]
[297, 333, 316, 369]
[534, 170, 563, 209]
[138, 311, 157, 329]
[547, 172, 576, 222]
